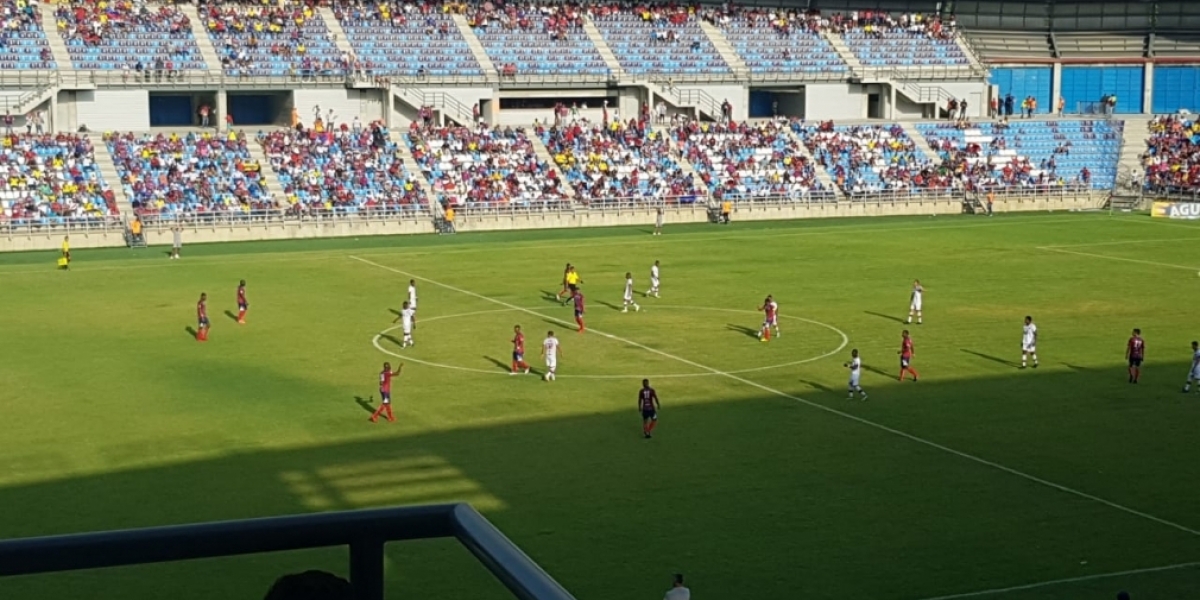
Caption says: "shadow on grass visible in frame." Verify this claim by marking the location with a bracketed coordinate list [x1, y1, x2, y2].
[726, 323, 760, 339]
[595, 300, 622, 312]
[482, 356, 512, 373]
[540, 290, 564, 304]
[184, 325, 197, 339]
[223, 310, 239, 323]
[961, 348, 1019, 368]
[863, 310, 907, 324]
[353, 395, 376, 414]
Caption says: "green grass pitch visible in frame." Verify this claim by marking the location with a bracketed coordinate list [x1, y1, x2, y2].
[1, 213, 1199, 600]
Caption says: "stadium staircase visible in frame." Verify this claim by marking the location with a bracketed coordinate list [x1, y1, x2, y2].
[247, 141, 283, 202]
[528, 136, 577, 198]
[90, 135, 133, 215]
[451, 14, 497, 81]
[644, 82, 721, 122]
[822, 31, 863, 75]
[39, 3, 75, 70]
[390, 84, 474, 126]
[903, 122, 943, 164]
[389, 131, 434, 202]
[954, 34, 987, 72]
[319, 7, 357, 60]
[698, 20, 748, 79]
[1117, 117, 1150, 184]
[781, 127, 840, 196]
[179, 3, 220, 70]
[9, 84, 60, 115]
[582, 17, 625, 80]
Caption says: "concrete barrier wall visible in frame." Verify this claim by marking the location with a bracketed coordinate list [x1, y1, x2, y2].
[0, 195, 1105, 252]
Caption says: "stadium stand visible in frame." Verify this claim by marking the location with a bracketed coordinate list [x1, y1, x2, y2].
[917, 120, 1122, 190]
[406, 124, 568, 209]
[334, 2, 482, 77]
[796, 122, 935, 195]
[707, 7, 846, 76]
[1144, 115, 1200, 193]
[105, 130, 273, 216]
[468, 1, 607, 77]
[203, 1, 342, 77]
[674, 119, 826, 200]
[838, 11, 968, 68]
[259, 123, 429, 214]
[0, 133, 118, 227]
[589, 4, 731, 76]
[0, 0, 56, 69]
[540, 120, 698, 203]
[54, 0, 204, 71]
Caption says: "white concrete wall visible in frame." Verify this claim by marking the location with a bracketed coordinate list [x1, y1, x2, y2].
[893, 94, 925, 119]
[293, 89, 369, 127]
[76, 90, 150, 131]
[806, 83, 865, 120]
[691, 83, 748, 120]
[935, 81, 989, 118]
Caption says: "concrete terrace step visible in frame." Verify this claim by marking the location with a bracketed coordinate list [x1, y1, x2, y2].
[39, 3, 75, 70]
[1117, 118, 1149, 178]
[781, 126, 841, 196]
[246, 135, 282, 201]
[663, 133, 710, 197]
[318, 7, 357, 59]
[698, 20, 748, 78]
[178, 3, 221, 71]
[389, 131, 434, 203]
[902, 122, 943, 164]
[822, 31, 862, 74]
[529, 134, 577, 198]
[451, 13, 497, 79]
[582, 16, 625, 80]
[88, 133, 133, 215]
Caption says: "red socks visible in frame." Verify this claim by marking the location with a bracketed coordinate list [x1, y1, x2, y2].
[197, 328, 208, 342]
[238, 310, 246, 324]
[898, 367, 920, 381]
[647, 420, 657, 433]
[370, 404, 395, 422]
[576, 317, 585, 332]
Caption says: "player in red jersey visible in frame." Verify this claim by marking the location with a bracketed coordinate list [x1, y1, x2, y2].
[572, 290, 586, 333]
[758, 295, 780, 341]
[510, 325, 531, 375]
[370, 362, 403, 422]
[639, 379, 660, 439]
[898, 329, 919, 381]
[1126, 328, 1146, 383]
[196, 293, 210, 341]
[236, 280, 248, 324]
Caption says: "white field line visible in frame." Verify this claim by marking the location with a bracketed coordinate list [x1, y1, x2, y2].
[1036, 246, 1198, 271]
[349, 255, 1200, 538]
[1040, 236, 1200, 249]
[912, 560, 1200, 600]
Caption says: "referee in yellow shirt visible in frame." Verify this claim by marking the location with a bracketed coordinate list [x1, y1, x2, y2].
[562, 267, 582, 305]
[59, 235, 70, 270]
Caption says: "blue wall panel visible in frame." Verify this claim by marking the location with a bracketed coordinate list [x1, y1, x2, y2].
[228, 95, 271, 125]
[1152, 66, 1200, 114]
[149, 95, 192, 127]
[989, 67, 1052, 114]
[1061, 66, 1144, 114]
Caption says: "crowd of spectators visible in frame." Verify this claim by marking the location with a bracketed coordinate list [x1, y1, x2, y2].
[105, 130, 274, 216]
[923, 128, 1046, 190]
[259, 122, 428, 215]
[407, 124, 568, 209]
[797, 122, 935, 195]
[674, 119, 825, 200]
[540, 118, 698, 203]
[1143, 115, 1200, 193]
[1, 0, 55, 67]
[203, 0, 343, 77]
[465, 0, 584, 35]
[55, 0, 201, 70]
[0, 133, 117, 227]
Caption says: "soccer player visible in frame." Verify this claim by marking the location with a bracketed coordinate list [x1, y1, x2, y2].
[639, 378, 660, 438]
[391, 300, 417, 348]
[510, 325, 530, 375]
[572, 290, 586, 333]
[758, 294, 780, 341]
[407, 279, 418, 312]
[60, 235, 70, 270]
[1182, 341, 1200, 393]
[555, 263, 571, 301]
[622, 272, 640, 312]
[907, 279, 924, 325]
[647, 260, 660, 298]
[654, 206, 664, 236]
[369, 362, 403, 422]
[196, 292, 210, 341]
[845, 349, 867, 400]
[562, 266, 583, 305]
[236, 280, 248, 324]
[664, 574, 690, 600]
[1126, 328, 1146, 383]
[541, 330, 560, 381]
[1021, 316, 1038, 368]
[898, 330, 919, 381]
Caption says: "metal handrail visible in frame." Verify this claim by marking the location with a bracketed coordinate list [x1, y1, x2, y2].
[0, 504, 575, 600]
[0, 215, 125, 235]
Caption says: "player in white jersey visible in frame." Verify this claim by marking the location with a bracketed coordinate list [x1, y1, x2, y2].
[907, 279, 924, 324]
[1021, 315, 1038, 368]
[407, 279, 418, 311]
[844, 349, 867, 400]
[622, 272, 640, 312]
[647, 260, 661, 298]
[1182, 341, 1200, 393]
[392, 300, 417, 348]
[541, 330, 560, 381]
[664, 574, 690, 600]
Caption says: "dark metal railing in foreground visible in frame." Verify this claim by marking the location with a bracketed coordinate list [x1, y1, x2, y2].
[0, 504, 575, 600]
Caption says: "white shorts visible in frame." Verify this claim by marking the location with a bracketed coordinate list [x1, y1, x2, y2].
[910, 299, 922, 311]
[1022, 343, 1036, 353]
[403, 326, 413, 336]
[849, 373, 861, 388]
[624, 294, 633, 302]
[1190, 366, 1200, 380]
[651, 277, 660, 288]
[409, 300, 417, 310]
[546, 357, 557, 370]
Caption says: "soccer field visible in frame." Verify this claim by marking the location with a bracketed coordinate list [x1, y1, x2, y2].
[2, 213, 1200, 600]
